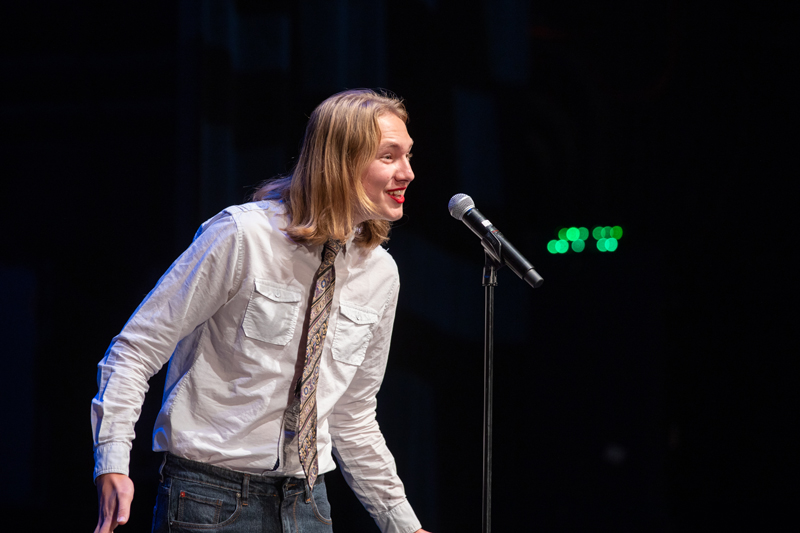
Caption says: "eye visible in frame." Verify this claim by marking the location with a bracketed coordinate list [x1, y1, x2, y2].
[406, 152, 413, 160]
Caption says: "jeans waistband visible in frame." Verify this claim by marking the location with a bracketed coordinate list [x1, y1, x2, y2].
[160, 453, 321, 497]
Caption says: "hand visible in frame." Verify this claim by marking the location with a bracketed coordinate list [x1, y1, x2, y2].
[94, 473, 135, 533]
[414, 530, 432, 533]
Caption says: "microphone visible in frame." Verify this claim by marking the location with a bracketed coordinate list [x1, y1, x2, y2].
[448, 193, 543, 288]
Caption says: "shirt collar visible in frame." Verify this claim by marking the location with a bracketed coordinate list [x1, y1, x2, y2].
[341, 230, 358, 257]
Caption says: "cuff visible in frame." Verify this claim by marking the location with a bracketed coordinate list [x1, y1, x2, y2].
[93, 442, 132, 482]
[373, 499, 422, 533]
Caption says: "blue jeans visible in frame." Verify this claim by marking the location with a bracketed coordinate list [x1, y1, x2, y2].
[151, 453, 334, 533]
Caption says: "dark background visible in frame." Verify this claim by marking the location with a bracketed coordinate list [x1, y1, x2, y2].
[1, 1, 796, 531]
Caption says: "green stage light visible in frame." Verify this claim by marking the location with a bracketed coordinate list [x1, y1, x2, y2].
[566, 227, 580, 241]
[554, 225, 623, 254]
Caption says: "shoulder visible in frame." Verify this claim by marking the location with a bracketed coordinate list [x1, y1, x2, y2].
[195, 201, 287, 239]
[349, 242, 400, 287]
[367, 244, 398, 275]
[224, 201, 286, 232]
[189, 202, 297, 268]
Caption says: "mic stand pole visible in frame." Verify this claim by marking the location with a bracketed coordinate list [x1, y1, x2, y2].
[482, 251, 501, 533]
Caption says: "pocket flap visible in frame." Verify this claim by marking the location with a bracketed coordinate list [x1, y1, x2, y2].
[254, 280, 302, 303]
[339, 303, 378, 325]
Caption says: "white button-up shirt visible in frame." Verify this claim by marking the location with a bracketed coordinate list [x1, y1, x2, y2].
[91, 201, 421, 533]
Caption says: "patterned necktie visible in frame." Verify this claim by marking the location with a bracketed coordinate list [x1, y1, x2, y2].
[298, 238, 342, 491]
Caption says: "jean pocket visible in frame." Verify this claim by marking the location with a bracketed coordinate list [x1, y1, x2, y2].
[241, 279, 302, 345]
[331, 302, 378, 366]
[171, 479, 242, 529]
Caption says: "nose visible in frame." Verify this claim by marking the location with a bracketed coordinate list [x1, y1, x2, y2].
[399, 157, 414, 182]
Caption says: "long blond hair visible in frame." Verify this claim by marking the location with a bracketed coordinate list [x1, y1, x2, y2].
[252, 89, 408, 249]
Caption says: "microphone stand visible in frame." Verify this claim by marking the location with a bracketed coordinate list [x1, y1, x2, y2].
[448, 194, 543, 532]
[481, 251, 501, 533]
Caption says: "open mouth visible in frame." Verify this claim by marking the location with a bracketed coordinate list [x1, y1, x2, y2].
[387, 188, 406, 204]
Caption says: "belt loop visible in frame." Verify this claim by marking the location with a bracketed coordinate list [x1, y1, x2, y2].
[158, 453, 168, 484]
[242, 474, 250, 507]
[304, 478, 311, 504]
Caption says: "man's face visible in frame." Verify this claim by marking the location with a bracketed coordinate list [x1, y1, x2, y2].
[358, 113, 414, 224]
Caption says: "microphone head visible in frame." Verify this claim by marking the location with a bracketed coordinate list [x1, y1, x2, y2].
[448, 193, 474, 221]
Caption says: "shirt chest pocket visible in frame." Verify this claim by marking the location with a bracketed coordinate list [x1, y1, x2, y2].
[331, 303, 379, 366]
[241, 280, 302, 346]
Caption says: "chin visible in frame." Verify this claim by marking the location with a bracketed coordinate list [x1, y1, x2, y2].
[367, 202, 403, 222]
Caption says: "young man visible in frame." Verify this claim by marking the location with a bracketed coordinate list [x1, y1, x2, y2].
[92, 89, 430, 533]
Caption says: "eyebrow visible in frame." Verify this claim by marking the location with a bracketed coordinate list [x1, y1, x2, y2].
[380, 141, 414, 151]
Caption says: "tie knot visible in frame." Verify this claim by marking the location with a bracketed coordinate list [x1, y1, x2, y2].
[323, 238, 343, 257]
[319, 238, 342, 269]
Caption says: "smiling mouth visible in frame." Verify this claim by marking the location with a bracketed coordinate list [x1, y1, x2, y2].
[387, 189, 406, 204]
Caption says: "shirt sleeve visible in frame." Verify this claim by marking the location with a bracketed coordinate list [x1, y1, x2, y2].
[90, 212, 241, 480]
[327, 275, 423, 533]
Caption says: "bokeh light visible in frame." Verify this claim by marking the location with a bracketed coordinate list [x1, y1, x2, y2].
[566, 227, 579, 241]
[554, 225, 624, 254]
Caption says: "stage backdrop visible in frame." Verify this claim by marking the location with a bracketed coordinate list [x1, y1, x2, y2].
[0, 1, 795, 531]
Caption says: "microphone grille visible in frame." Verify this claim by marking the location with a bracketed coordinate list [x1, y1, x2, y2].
[448, 193, 474, 221]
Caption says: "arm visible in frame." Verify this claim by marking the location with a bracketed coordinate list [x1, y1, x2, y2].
[90, 213, 241, 524]
[328, 278, 426, 533]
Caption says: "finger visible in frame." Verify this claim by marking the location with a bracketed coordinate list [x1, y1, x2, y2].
[116, 484, 134, 525]
[97, 494, 121, 532]
[95, 514, 117, 533]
